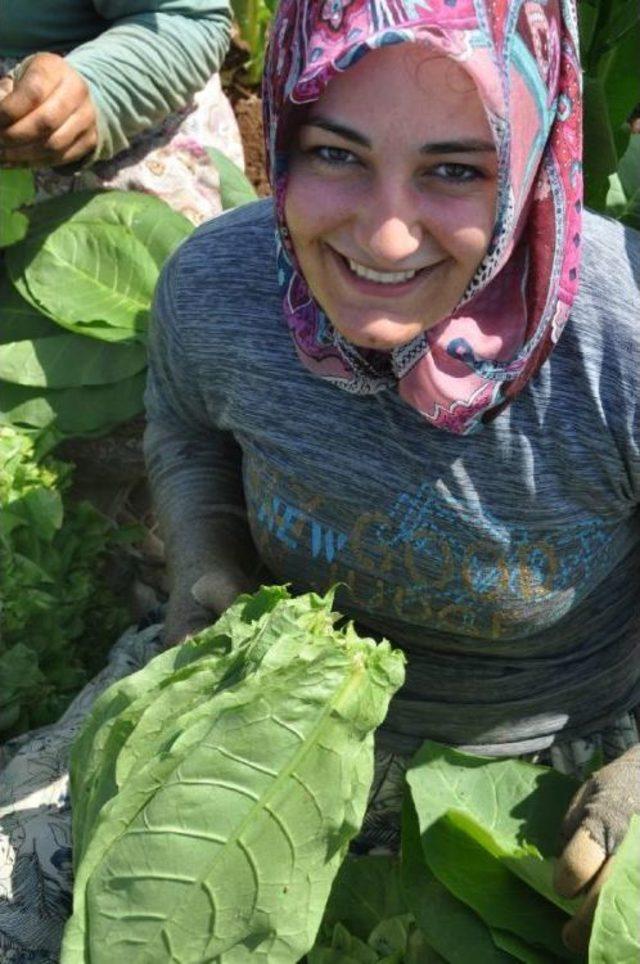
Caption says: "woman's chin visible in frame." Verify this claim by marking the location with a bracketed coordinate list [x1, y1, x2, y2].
[332, 315, 428, 352]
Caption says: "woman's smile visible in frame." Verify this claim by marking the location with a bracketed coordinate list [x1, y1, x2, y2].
[328, 243, 446, 299]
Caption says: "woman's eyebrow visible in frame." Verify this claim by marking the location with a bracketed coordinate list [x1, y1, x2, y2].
[302, 119, 495, 155]
[420, 138, 496, 154]
[303, 117, 371, 147]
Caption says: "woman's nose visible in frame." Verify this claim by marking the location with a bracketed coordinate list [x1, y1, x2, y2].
[354, 184, 424, 264]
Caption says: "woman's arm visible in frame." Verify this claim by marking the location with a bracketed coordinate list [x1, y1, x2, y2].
[145, 243, 262, 645]
[66, 0, 232, 161]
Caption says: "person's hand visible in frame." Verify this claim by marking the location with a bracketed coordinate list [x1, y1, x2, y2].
[162, 564, 261, 649]
[553, 744, 640, 953]
[0, 53, 98, 168]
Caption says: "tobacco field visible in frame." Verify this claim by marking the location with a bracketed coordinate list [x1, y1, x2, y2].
[0, 0, 639, 961]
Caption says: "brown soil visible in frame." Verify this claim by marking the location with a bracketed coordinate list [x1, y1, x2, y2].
[222, 39, 271, 197]
[233, 94, 271, 197]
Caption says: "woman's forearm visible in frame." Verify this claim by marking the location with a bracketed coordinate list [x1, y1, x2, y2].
[66, 3, 231, 160]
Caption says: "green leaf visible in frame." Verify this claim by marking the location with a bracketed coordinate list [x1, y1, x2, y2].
[406, 741, 580, 861]
[589, 815, 640, 963]
[0, 643, 45, 703]
[207, 147, 258, 210]
[443, 808, 577, 915]
[229, 0, 274, 84]
[400, 796, 515, 964]
[17, 485, 64, 539]
[0, 371, 146, 436]
[0, 333, 147, 388]
[8, 222, 158, 338]
[61, 591, 405, 963]
[0, 272, 61, 344]
[367, 915, 414, 957]
[583, 76, 620, 211]
[610, 136, 640, 229]
[490, 928, 555, 964]
[404, 927, 449, 964]
[420, 810, 575, 959]
[14, 189, 193, 267]
[322, 855, 407, 942]
[6, 190, 192, 342]
[593, 0, 640, 53]
[599, 24, 640, 159]
[309, 923, 379, 964]
[406, 743, 584, 960]
[0, 168, 35, 247]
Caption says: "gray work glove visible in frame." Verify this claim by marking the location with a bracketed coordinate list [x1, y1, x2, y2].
[553, 743, 640, 952]
[159, 510, 270, 649]
[162, 563, 258, 649]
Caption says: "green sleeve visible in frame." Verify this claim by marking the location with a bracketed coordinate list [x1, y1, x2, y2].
[66, 1, 232, 162]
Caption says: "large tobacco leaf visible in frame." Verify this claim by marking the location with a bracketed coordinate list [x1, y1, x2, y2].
[407, 742, 580, 862]
[490, 928, 555, 964]
[0, 271, 64, 343]
[589, 815, 640, 963]
[207, 148, 258, 210]
[10, 222, 158, 339]
[417, 809, 574, 959]
[0, 371, 146, 435]
[407, 743, 583, 960]
[6, 190, 192, 342]
[69, 586, 301, 854]
[62, 588, 405, 963]
[320, 855, 407, 943]
[0, 331, 146, 388]
[400, 796, 516, 963]
[0, 168, 35, 247]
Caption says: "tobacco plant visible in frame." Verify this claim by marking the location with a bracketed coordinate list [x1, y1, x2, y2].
[579, 0, 640, 224]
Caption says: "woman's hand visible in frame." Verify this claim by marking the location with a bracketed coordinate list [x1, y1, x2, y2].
[0, 53, 98, 167]
[554, 744, 640, 952]
[162, 565, 262, 649]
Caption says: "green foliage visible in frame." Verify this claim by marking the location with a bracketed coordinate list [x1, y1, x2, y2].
[400, 797, 514, 964]
[231, 0, 278, 85]
[0, 167, 35, 247]
[589, 815, 640, 963]
[317, 745, 640, 963]
[579, 0, 640, 224]
[61, 588, 405, 963]
[310, 855, 444, 963]
[0, 172, 193, 439]
[0, 425, 129, 736]
[60, 603, 640, 963]
[207, 147, 258, 209]
[5, 189, 192, 342]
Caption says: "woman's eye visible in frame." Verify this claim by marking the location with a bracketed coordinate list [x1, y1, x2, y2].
[431, 162, 483, 182]
[313, 145, 358, 166]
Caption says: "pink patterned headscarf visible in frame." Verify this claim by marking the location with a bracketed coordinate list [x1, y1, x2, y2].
[263, 0, 583, 435]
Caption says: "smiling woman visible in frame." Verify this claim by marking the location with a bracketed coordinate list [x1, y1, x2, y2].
[143, 0, 640, 954]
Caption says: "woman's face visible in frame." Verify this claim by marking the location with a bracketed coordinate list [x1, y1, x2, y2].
[285, 44, 499, 351]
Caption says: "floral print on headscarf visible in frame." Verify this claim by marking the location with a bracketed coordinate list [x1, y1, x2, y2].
[263, 0, 582, 435]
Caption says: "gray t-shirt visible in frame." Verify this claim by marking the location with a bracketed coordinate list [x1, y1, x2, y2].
[145, 198, 640, 757]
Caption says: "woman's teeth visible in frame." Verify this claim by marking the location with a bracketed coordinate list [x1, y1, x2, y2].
[347, 257, 418, 284]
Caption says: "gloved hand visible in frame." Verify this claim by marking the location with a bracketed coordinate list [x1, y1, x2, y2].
[0, 53, 98, 167]
[159, 510, 270, 649]
[553, 743, 640, 953]
[162, 563, 260, 649]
